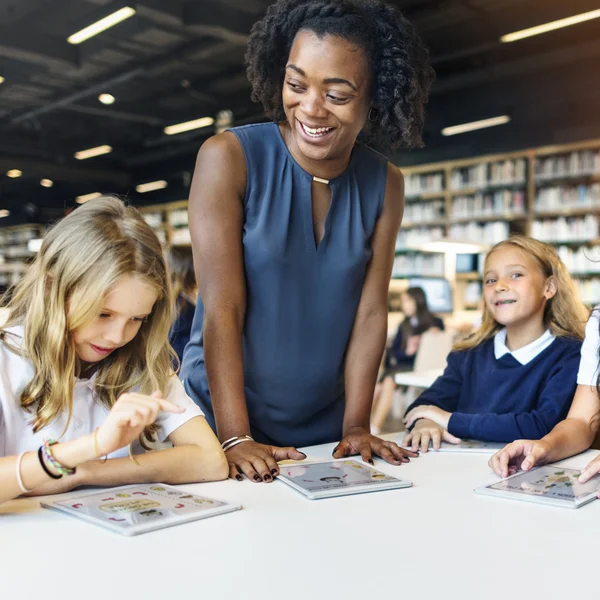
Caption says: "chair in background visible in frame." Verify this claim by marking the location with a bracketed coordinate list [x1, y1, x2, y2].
[371, 329, 454, 433]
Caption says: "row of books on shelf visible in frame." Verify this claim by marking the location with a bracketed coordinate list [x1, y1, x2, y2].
[535, 184, 600, 212]
[448, 221, 510, 245]
[531, 215, 598, 243]
[403, 200, 445, 223]
[557, 245, 600, 275]
[143, 212, 163, 228]
[392, 253, 444, 278]
[404, 173, 444, 197]
[0, 245, 34, 258]
[574, 278, 600, 305]
[404, 149, 600, 199]
[451, 159, 527, 191]
[451, 190, 526, 219]
[535, 150, 600, 181]
[0, 227, 41, 245]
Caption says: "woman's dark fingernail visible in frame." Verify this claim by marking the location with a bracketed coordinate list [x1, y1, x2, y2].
[263, 475, 271, 482]
[271, 469, 277, 475]
[236, 475, 243, 481]
[253, 474, 261, 481]
[368, 459, 374, 465]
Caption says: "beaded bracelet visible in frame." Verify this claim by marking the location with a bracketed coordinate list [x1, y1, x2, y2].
[42, 439, 76, 476]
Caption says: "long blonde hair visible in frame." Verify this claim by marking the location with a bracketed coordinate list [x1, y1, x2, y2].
[1, 196, 175, 445]
[455, 236, 588, 351]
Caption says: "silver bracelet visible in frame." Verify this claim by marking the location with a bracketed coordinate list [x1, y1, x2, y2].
[16, 451, 34, 494]
[222, 435, 254, 452]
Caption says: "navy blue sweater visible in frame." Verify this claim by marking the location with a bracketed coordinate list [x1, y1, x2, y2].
[406, 336, 582, 442]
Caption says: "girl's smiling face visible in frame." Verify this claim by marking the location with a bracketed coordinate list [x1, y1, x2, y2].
[483, 246, 556, 328]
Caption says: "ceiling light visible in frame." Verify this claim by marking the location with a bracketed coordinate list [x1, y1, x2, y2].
[164, 116, 214, 136]
[74, 145, 112, 160]
[67, 6, 136, 45]
[7, 169, 22, 178]
[501, 9, 600, 43]
[136, 180, 168, 193]
[76, 192, 102, 204]
[0, 210, 10, 218]
[40, 179, 54, 188]
[441, 115, 510, 137]
[0, 76, 4, 85]
[98, 93, 115, 105]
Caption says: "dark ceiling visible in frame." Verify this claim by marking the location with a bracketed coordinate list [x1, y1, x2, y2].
[1, 0, 600, 224]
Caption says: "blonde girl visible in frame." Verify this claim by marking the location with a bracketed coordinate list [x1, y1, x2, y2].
[403, 236, 588, 451]
[0, 196, 227, 505]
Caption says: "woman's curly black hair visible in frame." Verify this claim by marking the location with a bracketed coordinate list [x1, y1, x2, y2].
[245, 0, 435, 150]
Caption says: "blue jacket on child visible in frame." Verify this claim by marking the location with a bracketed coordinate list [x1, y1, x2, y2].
[406, 333, 582, 442]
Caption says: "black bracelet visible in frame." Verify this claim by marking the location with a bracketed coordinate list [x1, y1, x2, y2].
[37, 445, 62, 479]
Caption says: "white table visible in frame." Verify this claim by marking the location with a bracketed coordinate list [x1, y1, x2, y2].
[394, 368, 443, 388]
[2, 434, 599, 600]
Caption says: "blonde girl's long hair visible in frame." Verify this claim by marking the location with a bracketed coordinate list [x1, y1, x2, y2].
[454, 236, 588, 351]
[1, 196, 175, 446]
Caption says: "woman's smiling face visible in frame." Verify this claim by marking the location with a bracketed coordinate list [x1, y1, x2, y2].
[282, 29, 372, 163]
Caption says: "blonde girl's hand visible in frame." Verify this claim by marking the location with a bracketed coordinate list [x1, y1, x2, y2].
[402, 418, 461, 452]
[488, 439, 552, 478]
[577, 453, 600, 484]
[95, 391, 184, 457]
[404, 405, 452, 430]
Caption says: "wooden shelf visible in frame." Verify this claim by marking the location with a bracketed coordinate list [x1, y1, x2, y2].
[449, 182, 526, 196]
[402, 219, 447, 229]
[534, 207, 600, 218]
[450, 214, 527, 224]
[539, 238, 600, 247]
[535, 173, 600, 186]
[404, 191, 446, 201]
[455, 272, 481, 281]
[392, 274, 445, 280]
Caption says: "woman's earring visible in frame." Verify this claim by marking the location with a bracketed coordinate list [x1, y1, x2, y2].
[368, 108, 379, 122]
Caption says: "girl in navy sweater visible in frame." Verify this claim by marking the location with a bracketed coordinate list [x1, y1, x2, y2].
[403, 236, 588, 452]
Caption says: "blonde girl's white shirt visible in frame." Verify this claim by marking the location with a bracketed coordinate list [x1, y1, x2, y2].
[577, 307, 600, 387]
[0, 326, 204, 458]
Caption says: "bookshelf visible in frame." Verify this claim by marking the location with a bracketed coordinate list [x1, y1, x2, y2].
[139, 200, 191, 248]
[0, 224, 45, 291]
[396, 137, 600, 310]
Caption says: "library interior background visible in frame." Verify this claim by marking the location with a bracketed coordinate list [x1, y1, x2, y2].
[1, 0, 599, 431]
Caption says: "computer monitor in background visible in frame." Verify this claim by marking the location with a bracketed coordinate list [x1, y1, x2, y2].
[407, 277, 454, 313]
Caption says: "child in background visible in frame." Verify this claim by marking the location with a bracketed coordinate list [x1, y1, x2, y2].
[0, 197, 228, 506]
[371, 287, 444, 433]
[490, 306, 600, 482]
[403, 236, 587, 452]
[167, 251, 199, 363]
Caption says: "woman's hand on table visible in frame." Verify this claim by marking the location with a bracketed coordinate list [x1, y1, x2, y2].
[402, 418, 461, 452]
[489, 439, 552, 478]
[226, 441, 306, 483]
[332, 427, 418, 465]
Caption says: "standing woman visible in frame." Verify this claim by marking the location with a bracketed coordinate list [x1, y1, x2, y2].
[181, 0, 435, 482]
